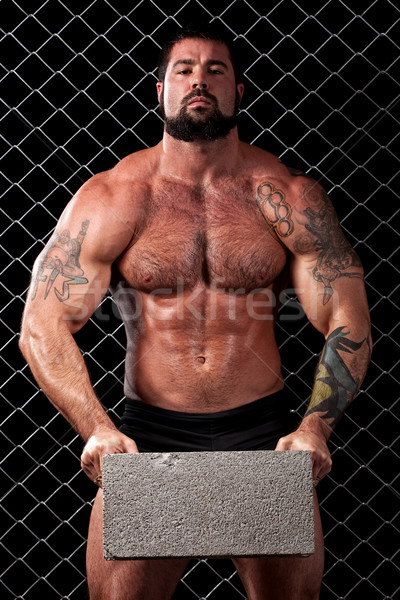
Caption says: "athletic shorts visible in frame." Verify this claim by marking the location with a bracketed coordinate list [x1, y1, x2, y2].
[119, 389, 299, 452]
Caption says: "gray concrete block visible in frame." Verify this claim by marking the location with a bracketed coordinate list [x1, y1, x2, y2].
[102, 450, 314, 560]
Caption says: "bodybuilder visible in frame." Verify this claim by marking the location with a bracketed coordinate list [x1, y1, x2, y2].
[20, 27, 371, 600]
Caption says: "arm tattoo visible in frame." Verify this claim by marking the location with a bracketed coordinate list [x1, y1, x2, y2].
[306, 326, 368, 428]
[294, 185, 362, 304]
[256, 182, 294, 238]
[31, 220, 90, 302]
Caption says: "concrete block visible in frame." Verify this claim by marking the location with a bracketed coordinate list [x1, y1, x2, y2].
[102, 450, 314, 560]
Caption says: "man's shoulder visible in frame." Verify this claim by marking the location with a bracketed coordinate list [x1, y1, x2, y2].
[76, 145, 161, 207]
[60, 146, 162, 243]
[111, 144, 161, 179]
[240, 142, 318, 198]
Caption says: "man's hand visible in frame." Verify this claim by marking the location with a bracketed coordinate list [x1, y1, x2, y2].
[275, 413, 332, 486]
[80, 428, 139, 486]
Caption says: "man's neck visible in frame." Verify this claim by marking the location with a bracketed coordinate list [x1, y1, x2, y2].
[159, 128, 241, 182]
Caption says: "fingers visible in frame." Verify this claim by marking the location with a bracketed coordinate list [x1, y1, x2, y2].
[274, 436, 291, 452]
[275, 430, 332, 486]
[80, 430, 139, 485]
[123, 437, 140, 454]
[80, 441, 101, 484]
[312, 448, 332, 484]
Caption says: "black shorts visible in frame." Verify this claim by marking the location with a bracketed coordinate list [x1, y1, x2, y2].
[119, 389, 299, 453]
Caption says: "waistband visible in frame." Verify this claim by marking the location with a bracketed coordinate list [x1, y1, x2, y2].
[122, 388, 290, 427]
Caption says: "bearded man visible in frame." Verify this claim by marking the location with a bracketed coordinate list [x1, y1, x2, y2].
[20, 26, 371, 600]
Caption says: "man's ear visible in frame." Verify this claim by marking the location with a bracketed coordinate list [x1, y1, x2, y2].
[237, 83, 244, 104]
[156, 82, 163, 102]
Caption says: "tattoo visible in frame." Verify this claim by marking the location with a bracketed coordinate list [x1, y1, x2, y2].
[31, 220, 90, 302]
[306, 326, 367, 428]
[256, 182, 294, 238]
[294, 185, 362, 304]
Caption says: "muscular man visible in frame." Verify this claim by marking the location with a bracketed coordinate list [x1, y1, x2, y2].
[20, 26, 371, 600]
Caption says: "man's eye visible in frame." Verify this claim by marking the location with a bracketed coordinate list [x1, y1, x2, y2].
[178, 70, 191, 75]
[209, 69, 223, 74]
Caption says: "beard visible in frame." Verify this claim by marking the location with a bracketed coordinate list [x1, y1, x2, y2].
[159, 89, 240, 142]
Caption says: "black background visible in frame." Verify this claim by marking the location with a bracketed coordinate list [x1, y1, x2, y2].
[1, 1, 399, 599]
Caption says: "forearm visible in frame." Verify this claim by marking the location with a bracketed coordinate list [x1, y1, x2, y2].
[303, 322, 372, 438]
[19, 323, 116, 442]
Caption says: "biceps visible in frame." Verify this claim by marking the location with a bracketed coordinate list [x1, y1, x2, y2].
[28, 251, 111, 333]
[290, 255, 368, 335]
[296, 249, 363, 303]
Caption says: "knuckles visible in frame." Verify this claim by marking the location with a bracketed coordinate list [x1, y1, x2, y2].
[80, 432, 138, 472]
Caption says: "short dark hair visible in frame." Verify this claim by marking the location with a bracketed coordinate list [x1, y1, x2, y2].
[157, 24, 242, 83]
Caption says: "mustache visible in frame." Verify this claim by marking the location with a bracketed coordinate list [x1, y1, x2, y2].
[182, 89, 218, 107]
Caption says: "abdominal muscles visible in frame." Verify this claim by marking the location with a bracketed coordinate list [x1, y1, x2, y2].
[120, 285, 283, 412]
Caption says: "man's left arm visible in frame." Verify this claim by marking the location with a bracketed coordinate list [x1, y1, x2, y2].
[274, 179, 372, 483]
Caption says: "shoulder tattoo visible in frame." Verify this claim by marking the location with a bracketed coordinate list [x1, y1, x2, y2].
[256, 182, 294, 238]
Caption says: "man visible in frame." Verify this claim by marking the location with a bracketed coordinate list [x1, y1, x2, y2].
[20, 26, 371, 600]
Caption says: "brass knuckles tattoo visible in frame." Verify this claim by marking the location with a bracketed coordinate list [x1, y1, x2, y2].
[256, 182, 294, 238]
[31, 220, 90, 302]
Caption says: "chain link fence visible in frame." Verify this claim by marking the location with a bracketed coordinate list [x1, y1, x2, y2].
[1, 0, 399, 598]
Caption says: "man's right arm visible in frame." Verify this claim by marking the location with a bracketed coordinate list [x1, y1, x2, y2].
[19, 174, 139, 484]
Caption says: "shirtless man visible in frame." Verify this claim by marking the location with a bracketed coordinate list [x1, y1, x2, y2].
[19, 26, 371, 600]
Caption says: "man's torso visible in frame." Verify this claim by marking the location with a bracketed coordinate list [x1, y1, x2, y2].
[108, 144, 293, 412]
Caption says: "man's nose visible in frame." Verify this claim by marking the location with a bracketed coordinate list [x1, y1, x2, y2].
[192, 80, 208, 89]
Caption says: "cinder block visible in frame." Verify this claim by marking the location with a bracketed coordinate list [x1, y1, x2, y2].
[102, 450, 314, 560]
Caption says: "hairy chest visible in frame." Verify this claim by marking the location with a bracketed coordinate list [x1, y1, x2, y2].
[116, 179, 287, 293]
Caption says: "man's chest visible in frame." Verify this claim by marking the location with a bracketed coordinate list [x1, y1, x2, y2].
[115, 179, 288, 293]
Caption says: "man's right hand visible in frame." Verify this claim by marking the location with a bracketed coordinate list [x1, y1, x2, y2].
[80, 429, 139, 486]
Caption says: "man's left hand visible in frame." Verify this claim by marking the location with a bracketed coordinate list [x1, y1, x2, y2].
[275, 414, 332, 485]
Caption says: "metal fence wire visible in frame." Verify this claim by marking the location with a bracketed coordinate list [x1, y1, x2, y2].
[1, 0, 399, 598]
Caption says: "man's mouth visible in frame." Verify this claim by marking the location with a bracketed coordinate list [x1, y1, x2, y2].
[188, 96, 212, 107]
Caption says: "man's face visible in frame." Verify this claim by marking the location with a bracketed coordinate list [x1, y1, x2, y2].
[157, 38, 244, 142]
